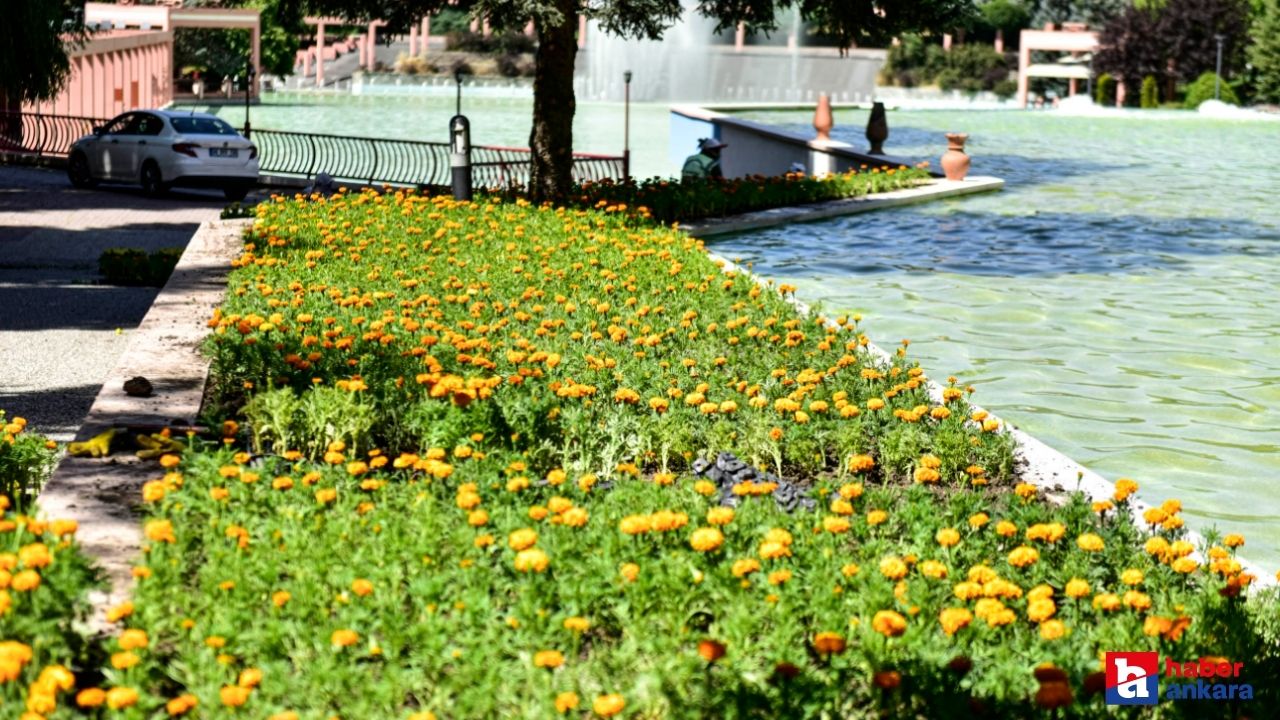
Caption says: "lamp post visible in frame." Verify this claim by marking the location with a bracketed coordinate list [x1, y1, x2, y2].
[623, 70, 632, 181]
[449, 68, 472, 201]
[1214, 34, 1225, 101]
[244, 56, 255, 139]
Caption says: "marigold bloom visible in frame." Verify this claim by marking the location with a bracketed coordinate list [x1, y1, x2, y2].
[1224, 533, 1245, 548]
[563, 616, 590, 632]
[619, 562, 640, 582]
[106, 687, 140, 709]
[919, 560, 948, 579]
[1039, 619, 1067, 640]
[514, 548, 550, 573]
[935, 528, 960, 547]
[1007, 546, 1039, 568]
[167, 694, 199, 715]
[706, 507, 735, 526]
[561, 507, 589, 527]
[823, 516, 851, 534]
[872, 610, 907, 637]
[879, 556, 908, 580]
[145, 520, 176, 544]
[768, 569, 792, 585]
[813, 631, 846, 654]
[1121, 569, 1144, 585]
[1064, 578, 1091, 598]
[1076, 533, 1105, 552]
[732, 558, 761, 577]
[619, 514, 652, 535]
[939, 607, 972, 636]
[554, 691, 580, 712]
[968, 513, 989, 529]
[331, 629, 359, 647]
[995, 521, 1017, 537]
[847, 454, 875, 473]
[867, 510, 888, 526]
[534, 650, 565, 669]
[221, 685, 251, 707]
[1171, 557, 1198, 574]
[593, 694, 626, 717]
[690, 527, 724, 552]
[118, 628, 149, 650]
[76, 688, 106, 708]
[1027, 598, 1057, 623]
[351, 579, 374, 596]
[508, 528, 538, 551]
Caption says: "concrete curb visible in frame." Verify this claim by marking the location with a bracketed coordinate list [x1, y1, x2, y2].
[706, 253, 1277, 590]
[38, 218, 251, 625]
[682, 177, 1004, 237]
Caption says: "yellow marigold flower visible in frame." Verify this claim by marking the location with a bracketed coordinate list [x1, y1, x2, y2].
[619, 514, 651, 535]
[546, 469, 567, 486]
[11, 569, 39, 592]
[867, 510, 888, 526]
[759, 540, 790, 560]
[690, 527, 724, 552]
[534, 650, 565, 669]
[474, 534, 495, 548]
[1014, 483, 1038, 499]
[145, 520, 176, 544]
[813, 631, 846, 654]
[968, 513, 989, 529]
[879, 556, 908, 580]
[847, 454, 875, 473]
[1143, 507, 1169, 525]
[1169, 540, 1195, 558]
[1027, 598, 1057, 623]
[331, 629, 359, 647]
[1144, 616, 1173, 637]
[822, 516, 851, 534]
[467, 509, 489, 527]
[1039, 619, 1067, 640]
[619, 563, 640, 582]
[1145, 536, 1170, 558]
[693, 481, 716, 496]
[314, 488, 338, 504]
[913, 467, 941, 483]
[872, 610, 907, 637]
[118, 628, 148, 650]
[939, 607, 972, 636]
[1026, 523, 1066, 543]
[1007, 546, 1040, 568]
[651, 510, 689, 532]
[547, 496, 573, 514]
[1161, 498, 1182, 514]
[555, 692, 580, 713]
[1077, 533, 1105, 552]
[1065, 578, 1091, 598]
[839, 563, 860, 578]
[829, 498, 853, 515]
[1114, 478, 1139, 498]
[838, 482, 864, 500]
[1124, 590, 1152, 610]
[1121, 569, 1144, 585]
[272, 590, 291, 607]
[706, 507, 735, 526]
[586, 692, 627, 719]
[953, 581, 982, 600]
[995, 521, 1017, 537]
[867, 398, 885, 411]
[1171, 557, 1198, 574]
[508, 528, 538, 551]
[732, 558, 761, 577]
[351, 579, 374, 596]
[76, 688, 106, 708]
[106, 687, 140, 709]
[768, 569, 792, 585]
[528, 505, 549, 521]
[563, 616, 590, 632]
[920, 560, 948, 579]
[514, 548, 549, 573]
[238, 668, 262, 688]
[561, 507, 589, 528]
[1224, 533, 1245, 548]
[935, 528, 961, 547]
[112, 651, 140, 669]
[221, 685, 250, 707]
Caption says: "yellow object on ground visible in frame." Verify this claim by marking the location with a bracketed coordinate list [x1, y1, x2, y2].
[67, 428, 117, 458]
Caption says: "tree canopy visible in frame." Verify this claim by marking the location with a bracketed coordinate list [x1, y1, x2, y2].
[0, 0, 85, 110]
[292, 0, 979, 200]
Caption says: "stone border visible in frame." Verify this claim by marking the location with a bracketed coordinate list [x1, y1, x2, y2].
[682, 177, 1005, 238]
[38, 218, 251, 626]
[707, 253, 1277, 589]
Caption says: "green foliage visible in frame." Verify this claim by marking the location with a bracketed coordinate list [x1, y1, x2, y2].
[221, 201, 255, 219]
[1184, 71, 1240, 107]
[0, 411, 57, 509]
[98, 247, 183, 287]
[884, 37, 1009, 92]
[980, 0, 1032, 36]
[0, 0, 84, 106]
[571, 166, 930, 224]
[1140, 74, 1159, 107]
[1250, 0, 1280, 103]
[1094, 72, 1115, 105]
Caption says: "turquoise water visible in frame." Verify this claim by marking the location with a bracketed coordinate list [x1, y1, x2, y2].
[202, 95, 1280, 567]
[718, 108, 1280, 567]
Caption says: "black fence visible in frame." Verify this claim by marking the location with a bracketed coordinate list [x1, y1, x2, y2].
[0, 111, 625, 189]
[0, 112, 102, 159]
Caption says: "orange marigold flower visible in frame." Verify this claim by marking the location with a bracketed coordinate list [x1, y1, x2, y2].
[593, 693, 626, 717]
[690, 527, 724, 552]
[534, 650, 565, 669]
[872, 610, 908, 637]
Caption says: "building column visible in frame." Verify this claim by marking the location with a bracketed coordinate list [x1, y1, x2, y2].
[366, 22, 377, 71]
[994, 29, 1004, 54]
[735, 23, 745, 52]
[316, 22, 326, 86]
[423, 17, 432, 49]
[409, 25, 418, 56]
[1016, 43, 1030, 108]
[1068, 78, 1078, 96]
[1115, 79, 1126, 107]
[251, 20, 261, 96]
[578, 15, 587, 49]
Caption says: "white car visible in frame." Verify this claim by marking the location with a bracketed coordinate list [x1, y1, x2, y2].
[67, 110, 259, 200]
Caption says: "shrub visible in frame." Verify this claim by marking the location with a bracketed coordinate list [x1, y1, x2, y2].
[1184, 71, 1240, 107]
[1095, 72, 1115, 106]
[496, 53, 522, 78]
[1140, 75, 1159, 108]
[0, 410, 57, 507]
[993, 78, 1018, 99]
[394, 52, 432, 75]
[98, 247, 184, 287]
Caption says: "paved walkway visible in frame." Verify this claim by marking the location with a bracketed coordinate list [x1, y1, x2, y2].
[0, 165, 234, 440]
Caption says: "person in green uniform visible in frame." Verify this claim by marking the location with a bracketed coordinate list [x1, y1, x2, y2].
[681, 138, 727, 180]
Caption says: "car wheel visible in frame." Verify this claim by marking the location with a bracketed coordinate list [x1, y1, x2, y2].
[140, 162, 167, 197]
[67, 152, 96, 189]
[223, 185, 250, 202]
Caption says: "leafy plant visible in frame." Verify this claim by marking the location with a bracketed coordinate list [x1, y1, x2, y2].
[1184, 71, 1240, 107]
[0, 410, 57, 508]
[1094, 72, 1115, 106]
[98, 247, 183, 287]
[1140, 74, 1159, 107]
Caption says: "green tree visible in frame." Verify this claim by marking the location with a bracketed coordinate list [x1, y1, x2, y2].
[1139, 74, 1158, 106]
[290, 0, 978, 201]
[0, 0, 85, 112]
[1248, 0, 1280, 102]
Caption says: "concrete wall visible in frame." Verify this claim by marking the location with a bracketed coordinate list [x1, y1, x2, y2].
[24, 30, 174, 118]
[670, 105, 923, 179]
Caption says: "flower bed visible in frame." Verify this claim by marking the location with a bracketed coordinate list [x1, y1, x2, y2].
[50, 192, 1277, 717]
[572, 166, 931, 225]
[0, 412, 103, 718]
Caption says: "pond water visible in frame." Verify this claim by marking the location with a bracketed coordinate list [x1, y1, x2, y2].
[715, 108, 1280, 567]
[198, 94, 1280, 567]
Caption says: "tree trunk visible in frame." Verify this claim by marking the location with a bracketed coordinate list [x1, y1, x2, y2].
[528, 0, 578, 204]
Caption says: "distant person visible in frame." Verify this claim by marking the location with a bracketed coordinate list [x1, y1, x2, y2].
[682, 138, 726, 181]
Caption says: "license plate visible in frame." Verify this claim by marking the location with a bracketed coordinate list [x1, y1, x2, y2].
[209, 148, 238, 158]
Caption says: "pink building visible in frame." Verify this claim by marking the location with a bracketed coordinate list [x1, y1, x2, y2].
[24, 29, 174, 118]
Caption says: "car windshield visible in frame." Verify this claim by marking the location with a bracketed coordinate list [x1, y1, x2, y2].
[170, 116, 238, 135]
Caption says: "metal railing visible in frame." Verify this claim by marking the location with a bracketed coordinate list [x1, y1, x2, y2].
[0, 111, 625, 188]
[0, 112, 103, 159]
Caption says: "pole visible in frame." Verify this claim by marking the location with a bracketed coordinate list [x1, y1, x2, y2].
[1214, 34, 1224, 101]
[623, 70, 632, 182]
[450, 69, 472, 201]
[243, 56, 254, 138]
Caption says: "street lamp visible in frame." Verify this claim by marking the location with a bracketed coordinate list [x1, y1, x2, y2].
[450, 68, 472, 201]
[623, 70, 632, 181]
[244, 56, 255, 139]
[1214, 34, 1225, 101]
